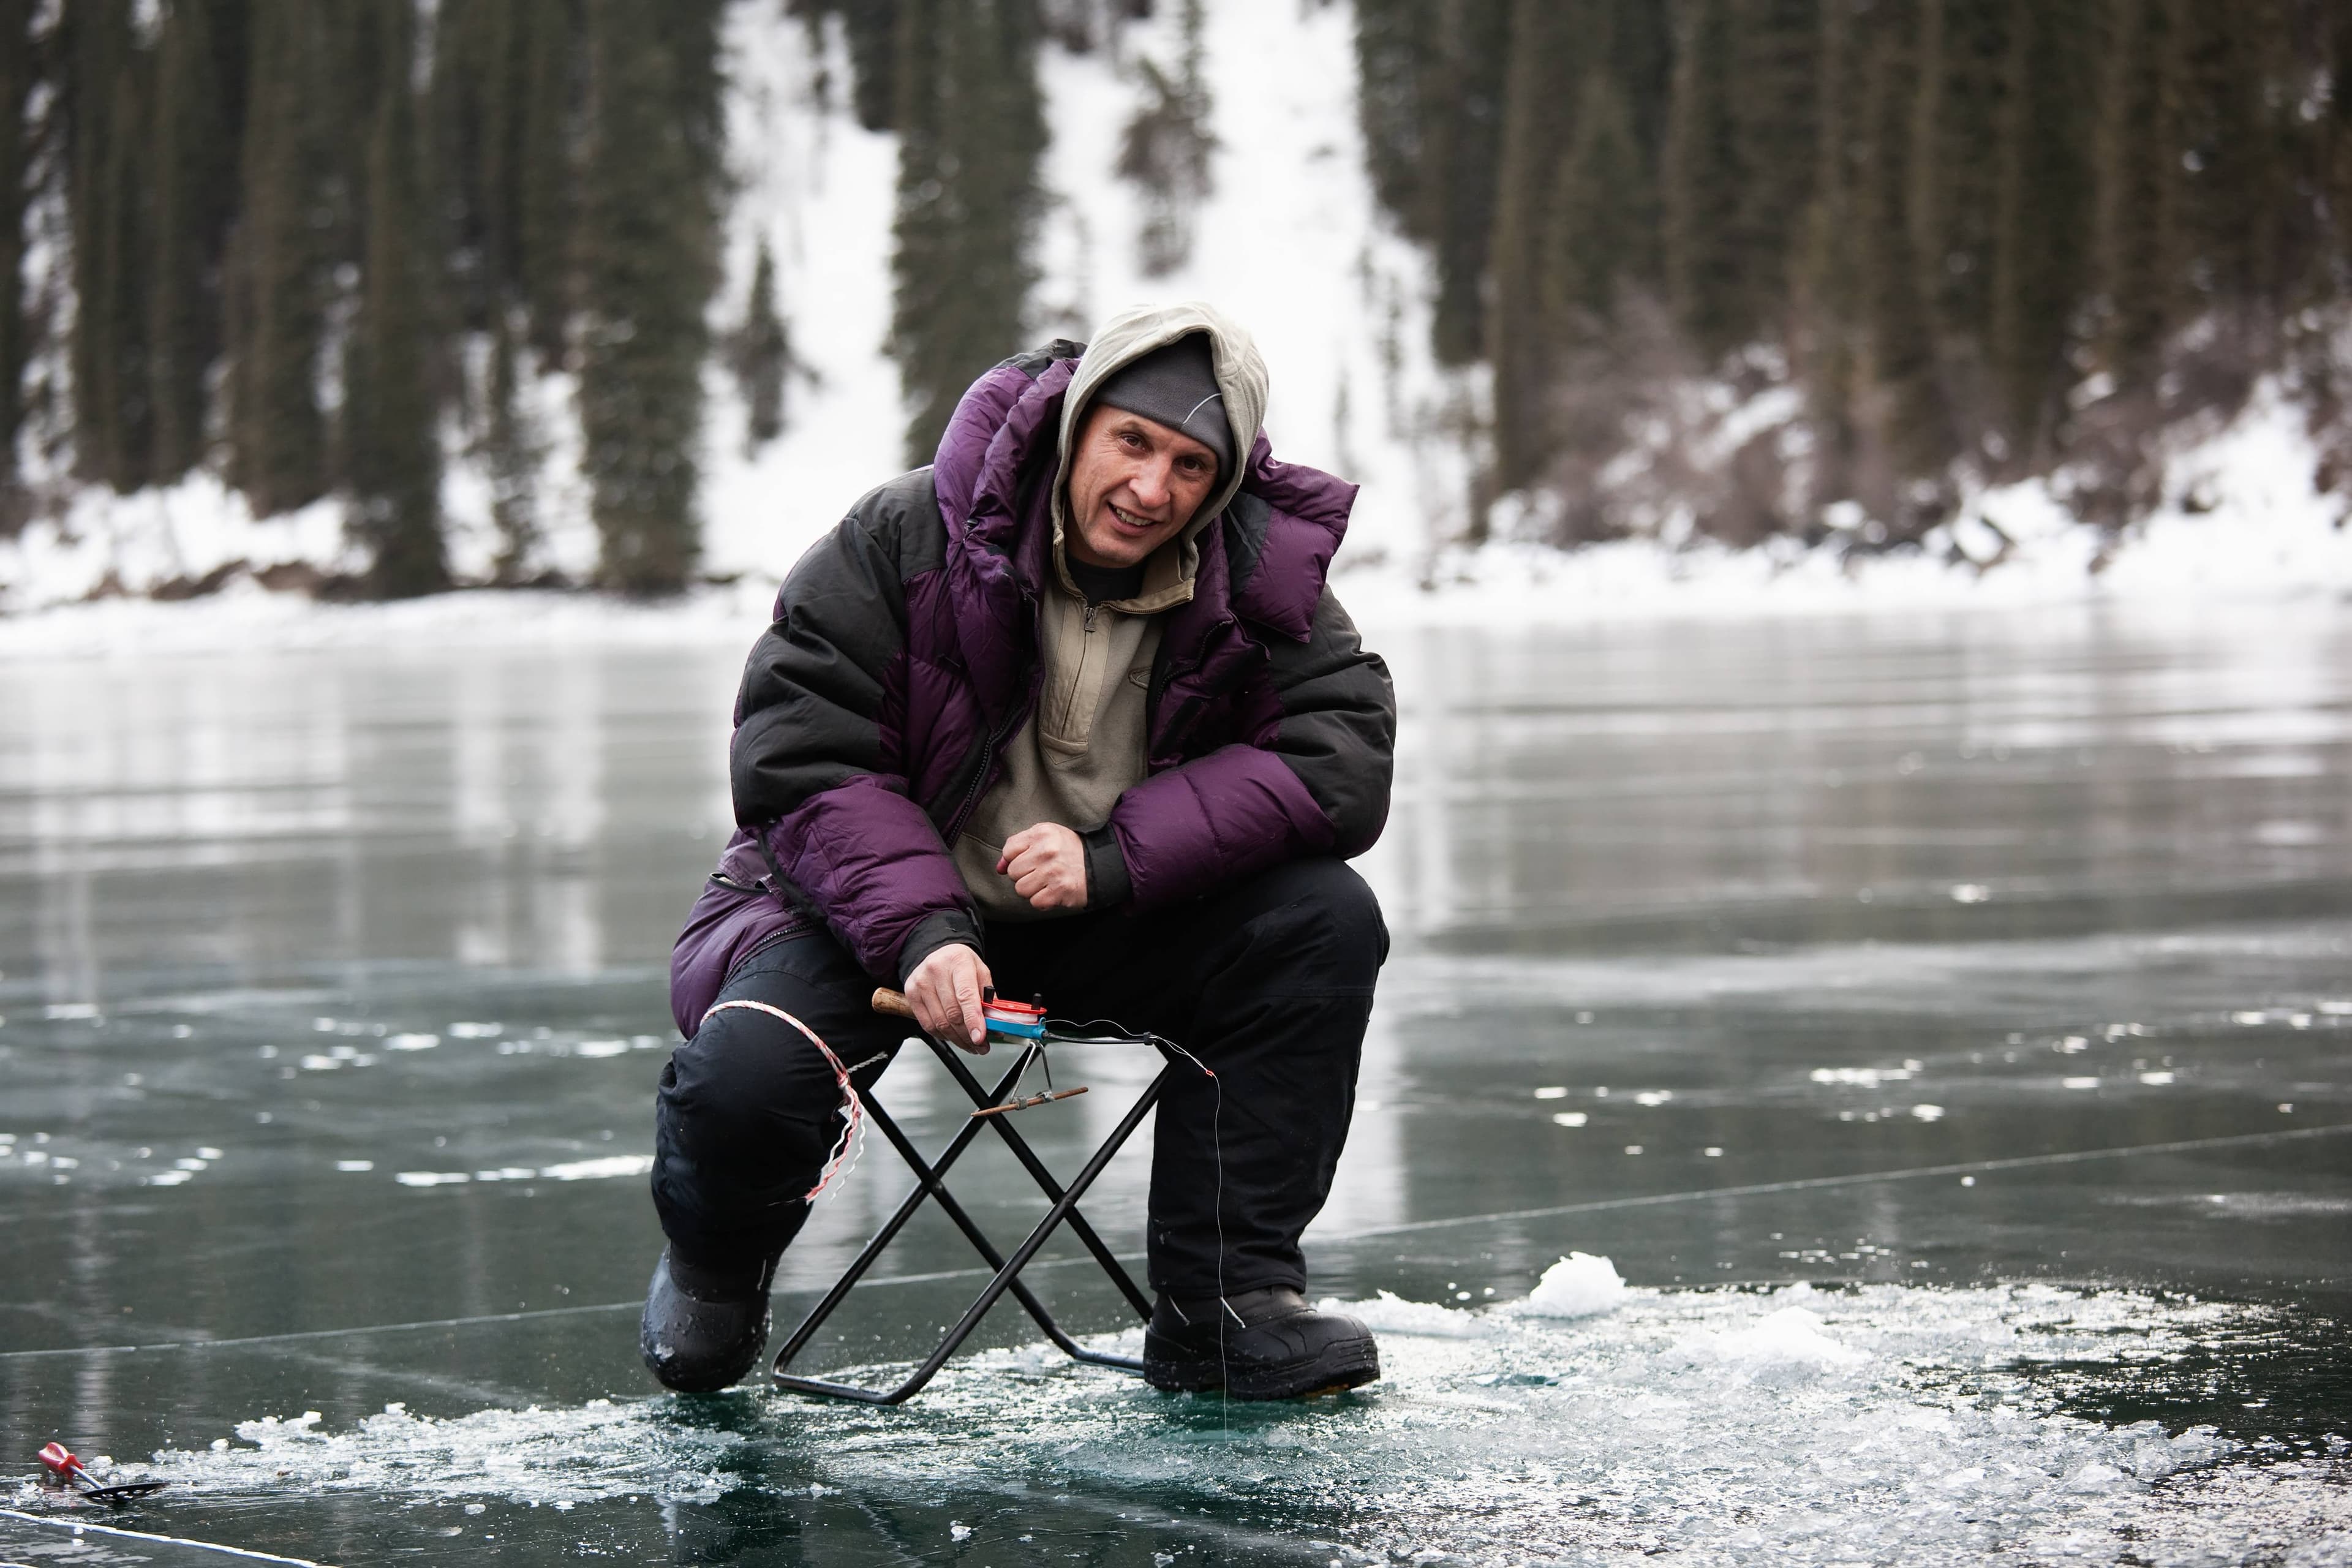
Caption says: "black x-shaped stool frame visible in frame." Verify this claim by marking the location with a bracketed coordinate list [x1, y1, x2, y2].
[769, 989, 1181, 1404]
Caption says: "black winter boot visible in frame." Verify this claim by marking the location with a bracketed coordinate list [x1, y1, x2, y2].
[639, 1248, 777, 1392]
[1142, 1286, 1379, 1399]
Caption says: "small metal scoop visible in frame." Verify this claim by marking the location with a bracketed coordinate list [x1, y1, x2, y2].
[39, 1441, 168, 1504]
[970, 1085, 1088, 1118]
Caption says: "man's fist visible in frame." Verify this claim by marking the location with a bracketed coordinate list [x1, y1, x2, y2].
[905, 943, 993, 1051]
[998, 823, 1089, 911]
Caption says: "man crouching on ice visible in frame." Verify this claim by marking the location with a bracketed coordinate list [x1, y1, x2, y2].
[644, 301, 1396, 1400]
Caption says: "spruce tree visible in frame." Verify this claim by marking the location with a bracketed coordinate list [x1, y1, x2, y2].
[344, 1, 444, 598]
[843, 0, 903, 132]
[1352, 0, 1431, 228]
[1797, 0, 1866, 511]
[735, 238, 789, 449]
[2331, 2, 2352, 282]
[1665, 0, 1814, 362]
[576, 0, 723, 593]
[1353, 0, 1515, 363]
[2093, 0, 2184, 388]
[1485, 0, 1599, 494]
[515, 0, 576, 351]
[437, 0, 579, 349]
[230, 0, 332, 516]
[1906, 0, 2010, 355]
[1855, 0, 1953, 489]
[482, 315, 543, 581]
[431, 0, 518, 328]
[0, 0, 37, 492]
[1116, 0, 1213, 277]
[1544, 71, 1651, 330]
[66, 1, 156, 492]
[2169, 0, 2293, 314]
[1726, 0, 1819, 339]
[889, 0, 1046, 466]
[148, 0, 239, 483]
[1987, 0, 2095, 456]
[1661, 0, 1743, 357]
[1422, 0, 1514, 366]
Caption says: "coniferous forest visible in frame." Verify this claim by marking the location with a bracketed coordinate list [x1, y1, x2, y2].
[1359, 0, 2352, 549]
[1, 1, 2348, 596]
[3, 0, 726, 595]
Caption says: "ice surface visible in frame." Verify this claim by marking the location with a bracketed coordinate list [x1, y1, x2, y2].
[130, 1283, 2344, 1564]
[6, 572, 2347, 1564]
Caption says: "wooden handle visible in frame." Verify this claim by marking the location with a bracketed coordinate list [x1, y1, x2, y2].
[871, 988, 916, 1019]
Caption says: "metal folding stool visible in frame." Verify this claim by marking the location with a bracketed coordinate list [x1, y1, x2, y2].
[768, 989, 1182, 1404]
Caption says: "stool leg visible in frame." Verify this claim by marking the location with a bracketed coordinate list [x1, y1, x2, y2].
[925, 1038, 1158, 1321]
[768, 1049, 1033, 1374]
[774, 1061, 1174, 1404]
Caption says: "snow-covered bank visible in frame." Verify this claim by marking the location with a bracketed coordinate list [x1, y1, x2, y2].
[1344, 379, 2352, 628]
[2, 431, 2343, 662]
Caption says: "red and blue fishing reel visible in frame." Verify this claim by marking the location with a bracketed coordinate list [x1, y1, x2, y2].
[982, 996, 1047, 1044]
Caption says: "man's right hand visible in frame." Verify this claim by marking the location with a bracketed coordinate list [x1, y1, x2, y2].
[905, 943, 993, 1052]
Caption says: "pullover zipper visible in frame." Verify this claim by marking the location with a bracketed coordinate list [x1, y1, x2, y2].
[1062, 600, 1100, 739]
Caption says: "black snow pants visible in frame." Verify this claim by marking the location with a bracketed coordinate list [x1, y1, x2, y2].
[649, 857, 1387, 1299]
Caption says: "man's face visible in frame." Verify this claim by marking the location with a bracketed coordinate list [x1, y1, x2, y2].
[1064, 402, 1220, 568]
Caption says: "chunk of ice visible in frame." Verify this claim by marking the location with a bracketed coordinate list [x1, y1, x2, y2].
[1318, 1290, 1490, 1338]
[1521, 1253, 1629, 1318]
[1698, 1305, 1867, 1370]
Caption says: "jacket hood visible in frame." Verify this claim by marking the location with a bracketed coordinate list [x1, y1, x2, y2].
[926, 318, 1352, 656]
[1054, 301, 1270, 552]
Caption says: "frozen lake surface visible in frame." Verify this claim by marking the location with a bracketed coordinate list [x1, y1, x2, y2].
[2, 601, 2348, 1566]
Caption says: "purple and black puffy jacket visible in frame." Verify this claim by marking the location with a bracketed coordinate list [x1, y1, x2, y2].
[668, 340, 1396, 1034]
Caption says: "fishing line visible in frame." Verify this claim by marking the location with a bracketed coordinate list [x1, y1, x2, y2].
[699, 999, 865, 1202]
[1050, 1014, 1229, 1404]
[1329, 1120, 2352, 1241]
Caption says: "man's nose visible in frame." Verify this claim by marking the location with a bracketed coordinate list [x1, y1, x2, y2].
[1129, 454, 1174, 511]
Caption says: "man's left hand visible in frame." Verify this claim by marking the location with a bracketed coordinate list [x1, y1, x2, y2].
[998, 823, 1089, 911]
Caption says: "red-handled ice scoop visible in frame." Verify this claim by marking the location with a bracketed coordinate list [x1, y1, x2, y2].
[39, 1441, 168, 1504]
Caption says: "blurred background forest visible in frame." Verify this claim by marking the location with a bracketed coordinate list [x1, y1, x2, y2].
[1, 0, 2349, 603]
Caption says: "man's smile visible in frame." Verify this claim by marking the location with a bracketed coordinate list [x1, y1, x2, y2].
[1108, 502, 1166, 532]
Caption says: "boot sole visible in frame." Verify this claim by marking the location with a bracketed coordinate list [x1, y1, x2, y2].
[1142, 1335, 1381, 1401]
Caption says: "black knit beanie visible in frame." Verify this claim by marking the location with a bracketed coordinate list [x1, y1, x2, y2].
[1088, 333, 1234, 478]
